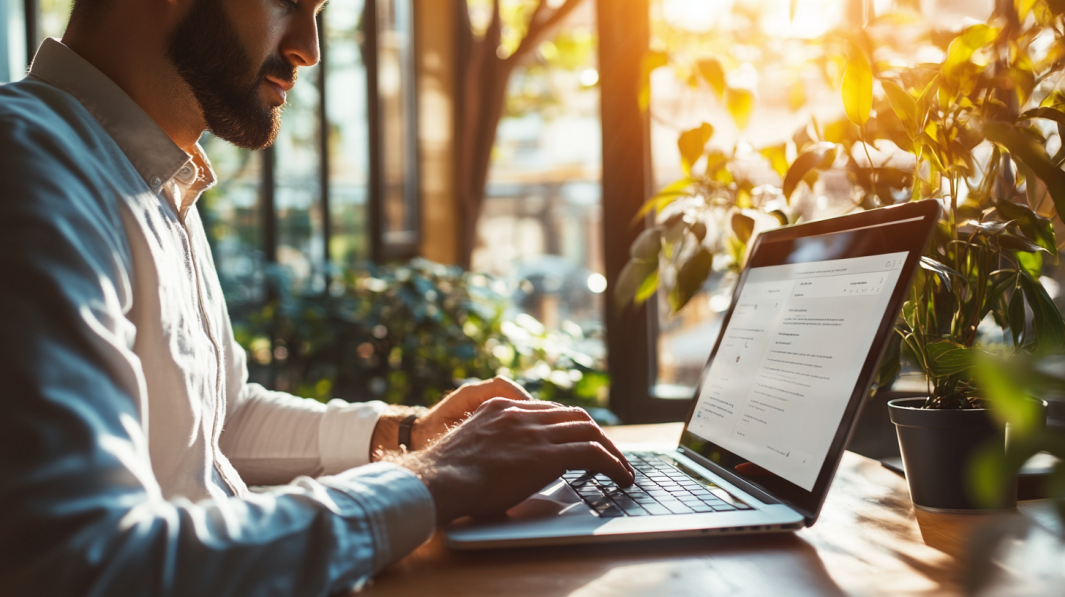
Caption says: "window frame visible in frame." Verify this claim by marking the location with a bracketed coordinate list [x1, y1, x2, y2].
[365, 0, 422, 262]
[16, 0, 419, 274]
[597, 0, 691, 424]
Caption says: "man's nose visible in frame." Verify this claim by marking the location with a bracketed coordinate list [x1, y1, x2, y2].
[281, 12, 320, 68]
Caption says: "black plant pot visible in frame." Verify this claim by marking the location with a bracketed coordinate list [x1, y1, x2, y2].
[888, 397, 1016, 512]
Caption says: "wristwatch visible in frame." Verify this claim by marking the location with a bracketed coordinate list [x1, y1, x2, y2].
[398, 413, 421, 451]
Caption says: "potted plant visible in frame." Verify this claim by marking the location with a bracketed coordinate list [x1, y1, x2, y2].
[620, 1, 1065, 510]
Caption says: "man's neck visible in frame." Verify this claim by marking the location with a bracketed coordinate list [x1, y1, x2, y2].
[62, 18, 206, 154]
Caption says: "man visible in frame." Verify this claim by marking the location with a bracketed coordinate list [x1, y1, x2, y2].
[0, 0, 633, 593]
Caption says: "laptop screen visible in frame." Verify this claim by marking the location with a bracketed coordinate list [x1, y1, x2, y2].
[678, 201, 938, 521]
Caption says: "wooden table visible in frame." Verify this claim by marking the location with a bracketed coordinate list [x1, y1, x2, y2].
[356, 423, 1058, 597]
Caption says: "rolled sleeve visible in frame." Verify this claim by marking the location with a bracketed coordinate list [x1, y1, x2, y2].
[318, 462, 436, 572]
[319, 399, 390, 474]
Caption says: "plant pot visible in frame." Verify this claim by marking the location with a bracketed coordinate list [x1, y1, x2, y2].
[888, 397, 1015, 512]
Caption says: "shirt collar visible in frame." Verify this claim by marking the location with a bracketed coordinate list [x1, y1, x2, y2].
[27, 38, 215, 207]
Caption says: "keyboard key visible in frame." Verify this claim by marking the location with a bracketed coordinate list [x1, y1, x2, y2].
[711, 504, 736, 512]
[598, 506, 625, 518]
[642, 503, 671, 515]
[691, 504, 715, 513]
[619, 503, 646, 515]
[664, 503, 694, 514]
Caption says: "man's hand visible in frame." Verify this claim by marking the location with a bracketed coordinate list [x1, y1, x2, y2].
[370, 377, 531, 460]
[395, 398, 635, 524]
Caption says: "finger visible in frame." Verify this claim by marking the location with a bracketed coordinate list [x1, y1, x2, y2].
[450, 377, 534, 411]
[477, 397, 562, 414]
[558, 441, 634, 487]
[544, 421, 633, 477]
[488, 376, 534, 400]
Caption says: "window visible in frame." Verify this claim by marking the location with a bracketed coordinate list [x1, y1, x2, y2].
[471, 0, 606, 371]
[600, 0, 1017, 422]
[1, 0, 417, 303]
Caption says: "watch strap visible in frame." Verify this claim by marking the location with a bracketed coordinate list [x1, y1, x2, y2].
[398, 413, 420, 451]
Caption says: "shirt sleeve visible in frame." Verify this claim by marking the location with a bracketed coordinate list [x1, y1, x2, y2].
[220, 381, 391, 485]
[0, 84, 435, 597]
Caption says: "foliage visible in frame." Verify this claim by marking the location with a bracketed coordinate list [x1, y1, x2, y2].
[620, 0, 1065, 409]
[232, 259, 612, 417]
[969, 352, 1065, 515]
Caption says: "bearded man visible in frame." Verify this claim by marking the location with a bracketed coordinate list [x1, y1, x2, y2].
[0, 0, 633, 594]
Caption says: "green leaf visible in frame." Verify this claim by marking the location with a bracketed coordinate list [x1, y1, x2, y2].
[1016, 251, 1043, 280]
[691, 221, 707, 243]
[995, 200, 1057, 256]
[1018, 106, 1065, 127]
[1008, 289, 1026, 346]
[882, 80, 918, 138]
[630, 226, 663, 260]
[842, 50, 873, 126]
[926, 341, 976, 377]
[670, 247, 714, 313]
[696, 58, 727, 99]
[634, 177, 696, 221]
[967, 441, 1010, 509]
[726, 87, 755, 130]
[943, 24, 999, 74]
[731, 212, 755, 244]
[1019, 274, 1065, 353]
[783, 142, 837, 200]
[759, 144, 789, 178]
[996, 232, 1049, 254]
[983, 122, 1065, 226]
[919, 256, 965, 292]
[614, 258, 657, 307]
[677, 123, 714, 175]
[636, 269, 660, 303]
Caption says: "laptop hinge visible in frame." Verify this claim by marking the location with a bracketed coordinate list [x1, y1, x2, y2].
[676, 446, 783, 507]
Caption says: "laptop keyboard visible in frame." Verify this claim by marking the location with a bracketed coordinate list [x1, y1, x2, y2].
[563, 452, 753, 518]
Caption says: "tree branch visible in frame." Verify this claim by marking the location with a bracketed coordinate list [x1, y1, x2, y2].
[507, 0, 585, 65]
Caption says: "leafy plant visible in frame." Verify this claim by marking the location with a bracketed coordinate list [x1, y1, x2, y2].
[620, 1, 1065, 408]
[232, 259, 612, 417]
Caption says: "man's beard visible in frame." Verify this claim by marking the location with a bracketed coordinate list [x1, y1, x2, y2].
[165, 0, 296, 150]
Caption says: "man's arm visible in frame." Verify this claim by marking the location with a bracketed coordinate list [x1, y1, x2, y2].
[0, 94, 433, 596]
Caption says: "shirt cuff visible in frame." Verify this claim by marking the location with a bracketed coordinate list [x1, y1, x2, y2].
[319, 462, 436, 573]
[318, 399, 389, 474]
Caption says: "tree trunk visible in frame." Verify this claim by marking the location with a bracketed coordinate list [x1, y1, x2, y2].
[453, 0, 586, 268]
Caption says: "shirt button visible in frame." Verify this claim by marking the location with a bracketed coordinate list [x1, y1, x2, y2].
[150, 176, 162, 188]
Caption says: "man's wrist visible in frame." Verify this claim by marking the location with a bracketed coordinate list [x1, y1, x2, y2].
[370, 405, 429, 461]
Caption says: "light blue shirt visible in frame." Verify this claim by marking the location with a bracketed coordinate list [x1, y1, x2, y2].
[0, 39, 435, 596]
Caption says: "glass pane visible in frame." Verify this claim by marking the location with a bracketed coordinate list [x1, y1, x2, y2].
[647, 0, 996, 391]
[274, 61, 324, 292]
[470, 1, 604, 352]
[376, 0, 418, 247]
[199, 135, 264, 305]
[38, 0, 71, 40]
[1, 0, 27, 82]
[326, 0, 370, 268]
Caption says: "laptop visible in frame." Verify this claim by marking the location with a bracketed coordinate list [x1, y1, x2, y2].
[445, 200, 940, 549]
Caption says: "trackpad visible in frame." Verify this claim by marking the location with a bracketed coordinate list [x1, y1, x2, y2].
[505, 479, 591, 520]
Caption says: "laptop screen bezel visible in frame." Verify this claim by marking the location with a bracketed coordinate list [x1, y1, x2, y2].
[674, 200, 940, 525]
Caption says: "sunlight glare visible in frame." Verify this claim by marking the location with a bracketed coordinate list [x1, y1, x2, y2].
[760, 0, 844, 39]
[662, 0, 730, 33]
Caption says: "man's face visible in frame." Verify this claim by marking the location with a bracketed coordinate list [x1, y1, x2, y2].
[165, 0, 318, 150]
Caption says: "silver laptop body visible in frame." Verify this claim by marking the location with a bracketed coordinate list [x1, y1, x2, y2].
[446, 201, 940, 549]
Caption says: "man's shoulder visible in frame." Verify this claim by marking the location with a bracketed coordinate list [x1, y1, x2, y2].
[0, 78, 134, 271]
[0, 77, 119, 165]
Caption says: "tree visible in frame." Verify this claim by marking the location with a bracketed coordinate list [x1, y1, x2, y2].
[454, 0, 586, 268]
